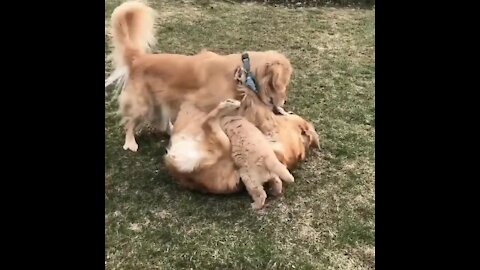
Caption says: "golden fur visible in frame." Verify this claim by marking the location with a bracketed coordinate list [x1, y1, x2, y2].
[105, 1, 293, 152]
[211, 99, 295, 209]
[164, 69, 319, 195]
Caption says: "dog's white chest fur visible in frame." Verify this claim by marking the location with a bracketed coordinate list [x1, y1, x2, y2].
[166, 134, 204, 173]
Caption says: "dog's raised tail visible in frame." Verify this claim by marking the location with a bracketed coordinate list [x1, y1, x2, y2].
[105, 0, 157, 88]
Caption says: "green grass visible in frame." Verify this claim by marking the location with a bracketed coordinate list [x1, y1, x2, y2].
[105, 1, 375, 269]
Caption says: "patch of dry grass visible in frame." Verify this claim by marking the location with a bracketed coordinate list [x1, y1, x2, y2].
[105, 0, 374, 269]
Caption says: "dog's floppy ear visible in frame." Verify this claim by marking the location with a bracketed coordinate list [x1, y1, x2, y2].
[264, 62, 283, 92]
[300, 122, 320, 150]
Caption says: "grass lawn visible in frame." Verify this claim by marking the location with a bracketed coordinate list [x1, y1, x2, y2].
[105, 0, 375, 269]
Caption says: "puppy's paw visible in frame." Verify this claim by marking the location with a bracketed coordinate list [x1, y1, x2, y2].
[270, 187, 283, 197]
[251, 202, 265, 210]
[234, 66, 246, 84]
[225, 98, 240, 105]
[251, 197, 267, 210]
[219, 98, 241, 109]
[233, 66, 242, 81]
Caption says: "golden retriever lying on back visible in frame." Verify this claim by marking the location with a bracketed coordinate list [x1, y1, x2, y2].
[164, 68, 319, 194]
[105, 1, 293, 152]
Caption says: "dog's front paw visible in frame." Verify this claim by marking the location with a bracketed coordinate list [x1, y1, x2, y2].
[251, 202, 265, 210]
[123, 140, 139, 152]
[270, 187, 283, 197]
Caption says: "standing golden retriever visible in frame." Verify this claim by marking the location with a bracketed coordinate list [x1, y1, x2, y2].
[105, 1, 293, 152]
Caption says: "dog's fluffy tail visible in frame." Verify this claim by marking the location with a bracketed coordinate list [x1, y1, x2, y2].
[164, 137, 203, 173]
[265, 156, 294, 183]
[105, 0, 157, 88]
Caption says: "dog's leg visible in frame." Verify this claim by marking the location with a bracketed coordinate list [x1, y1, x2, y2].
[160, 103, 171, 134]
[151, 116, 172, 136]
[150, 103, 171, 135]
[123, 118, 139, 152]
[201, 108, 231, 151]
[269, 176, 283, 197]
[247, 183, 267, 210]
[239, 168, 267, 210]
[166, 119, 174, 136]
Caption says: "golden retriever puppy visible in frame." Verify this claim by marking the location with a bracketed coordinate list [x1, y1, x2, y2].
[205, 98, 294, 210]
[105, 1, 293, 152]
[164, 68, 319, 195]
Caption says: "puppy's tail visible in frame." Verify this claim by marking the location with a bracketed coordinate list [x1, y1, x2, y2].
[265, 156, 294, 183]
[105, 0, 157, 88]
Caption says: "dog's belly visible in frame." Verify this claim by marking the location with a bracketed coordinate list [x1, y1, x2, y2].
[165, 134, 204, 173]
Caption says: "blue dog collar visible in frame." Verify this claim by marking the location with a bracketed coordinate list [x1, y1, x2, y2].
[241, 53, 260, 94]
